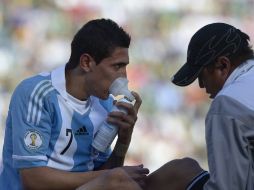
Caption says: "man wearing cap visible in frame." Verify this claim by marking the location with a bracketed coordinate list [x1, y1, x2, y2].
[172, 22, 254, 189]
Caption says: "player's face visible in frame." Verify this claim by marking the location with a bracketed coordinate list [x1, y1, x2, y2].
[88, 47, 129, 99]
[198, 63, 226, 99]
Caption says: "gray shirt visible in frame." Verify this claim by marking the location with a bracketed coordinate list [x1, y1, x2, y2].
[204, 59, 254, 190]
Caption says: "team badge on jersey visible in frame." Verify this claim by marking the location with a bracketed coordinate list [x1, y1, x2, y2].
[24, 130, 43, 150]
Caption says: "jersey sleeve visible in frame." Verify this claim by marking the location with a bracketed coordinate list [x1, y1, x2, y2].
[10, 79, 55, 169]
[203, 112, 250, 190]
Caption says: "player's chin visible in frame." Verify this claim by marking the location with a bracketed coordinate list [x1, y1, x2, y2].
[209, 93, 216, 99]
[100, 93, 110, 100]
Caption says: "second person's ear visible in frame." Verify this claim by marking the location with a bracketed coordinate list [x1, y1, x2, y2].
[216, 56, 231, 77]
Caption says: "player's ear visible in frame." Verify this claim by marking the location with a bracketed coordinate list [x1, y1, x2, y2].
[215, 56, 231, 77]
[79, 54, 96, 72]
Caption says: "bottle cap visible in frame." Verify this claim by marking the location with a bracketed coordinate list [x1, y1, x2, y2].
[109, 77, 135, 101]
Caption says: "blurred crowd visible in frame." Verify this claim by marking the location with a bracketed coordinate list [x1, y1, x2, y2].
[0, 0, 254, 171]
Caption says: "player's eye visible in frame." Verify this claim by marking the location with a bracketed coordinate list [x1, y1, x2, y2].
[114, 63, 126, 70]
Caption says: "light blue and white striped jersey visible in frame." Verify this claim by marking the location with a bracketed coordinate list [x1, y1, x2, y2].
[0, 65, 113, 190]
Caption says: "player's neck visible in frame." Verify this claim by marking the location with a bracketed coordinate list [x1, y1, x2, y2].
[65, 69, 89, 101]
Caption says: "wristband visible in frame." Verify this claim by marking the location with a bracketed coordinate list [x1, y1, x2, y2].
[186, 171, 210, 190]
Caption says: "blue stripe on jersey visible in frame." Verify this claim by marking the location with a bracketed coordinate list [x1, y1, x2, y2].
[71, 111, 94, 172]
[13, 160, 48, 170]
[99, 96, 114, 112]
[46, 94, 63, 160]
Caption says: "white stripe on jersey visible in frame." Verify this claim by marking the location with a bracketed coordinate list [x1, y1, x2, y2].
[12, 155, 47, 161]
[31, 84, 53, 125]
[27, 80, 49, 123]
[27, 80, 54, 125]
[36, 86, 55, 125]
[47, 95, 77, 170]
[89, 98, 108, 136]
[0, 156, 3, 175]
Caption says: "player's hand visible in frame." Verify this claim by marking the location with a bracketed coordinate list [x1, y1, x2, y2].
[107, 91, 142, 144]
[76, 168, 143, 190]
[121, 164, 149, 189]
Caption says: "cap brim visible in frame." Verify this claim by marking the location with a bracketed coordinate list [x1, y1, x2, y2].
[171, 63, 204, 86]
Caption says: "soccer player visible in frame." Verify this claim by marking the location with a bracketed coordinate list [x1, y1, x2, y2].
[0, 18, 149, 190]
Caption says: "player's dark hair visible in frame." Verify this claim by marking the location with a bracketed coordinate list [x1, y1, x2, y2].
[228, 31, 254, 65]
[66, 18, 131, 70]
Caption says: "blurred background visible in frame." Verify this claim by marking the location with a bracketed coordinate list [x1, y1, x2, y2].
[0, 0, 254, 172]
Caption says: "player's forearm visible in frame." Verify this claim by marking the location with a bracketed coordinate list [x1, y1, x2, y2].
[97, 141, 130, 169]
[20, 166, 108, 190]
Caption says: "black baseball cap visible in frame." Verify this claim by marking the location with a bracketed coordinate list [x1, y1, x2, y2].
[171, 22, 243, 86]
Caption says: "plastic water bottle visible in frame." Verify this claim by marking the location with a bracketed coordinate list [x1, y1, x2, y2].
[92, 77, 135, 153]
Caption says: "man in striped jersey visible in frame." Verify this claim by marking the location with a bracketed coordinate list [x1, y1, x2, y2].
[0, 18, 148, 190]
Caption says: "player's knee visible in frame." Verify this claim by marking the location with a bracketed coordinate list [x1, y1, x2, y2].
[158, 157, 202, 178]
[167, 157, 199, 168]
[181, 157, 198, 163]
[181, 157, 202, 170]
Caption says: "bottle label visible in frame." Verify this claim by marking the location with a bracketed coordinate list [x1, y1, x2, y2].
[92, 122, 118, 152]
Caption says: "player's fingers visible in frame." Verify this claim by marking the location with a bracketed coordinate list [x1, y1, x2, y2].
[131, 91, 142, 112]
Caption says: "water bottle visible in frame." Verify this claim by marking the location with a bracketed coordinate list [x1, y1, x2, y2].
[92, 77, 135, 153]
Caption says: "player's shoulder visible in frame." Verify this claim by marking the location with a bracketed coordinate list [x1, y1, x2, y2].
[91, 95, 114, 112]
[12, 72, 54, 100]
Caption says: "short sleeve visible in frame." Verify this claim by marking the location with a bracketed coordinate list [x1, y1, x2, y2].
[10, 80, 55, 169]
